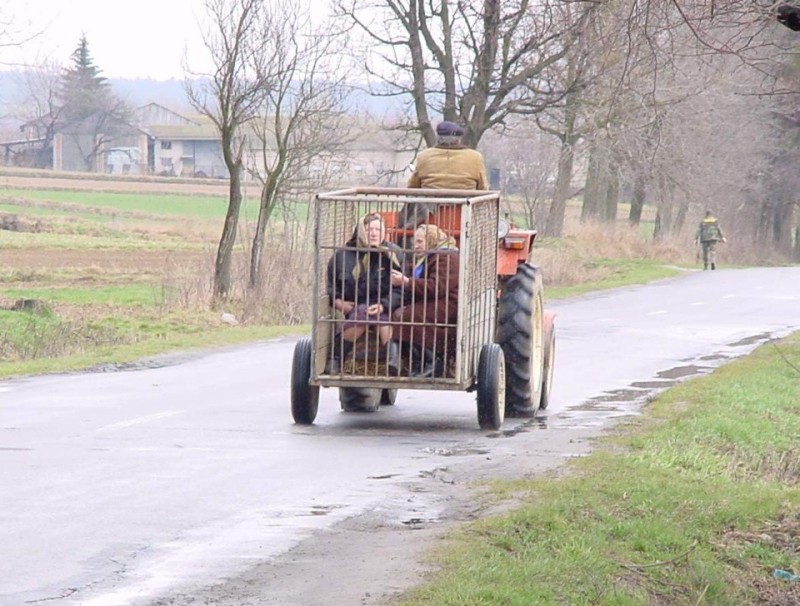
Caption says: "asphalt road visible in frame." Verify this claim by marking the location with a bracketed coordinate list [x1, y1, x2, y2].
[3, 266, 799, 606]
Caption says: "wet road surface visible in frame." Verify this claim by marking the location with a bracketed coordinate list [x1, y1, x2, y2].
[2, 267, 799, 605]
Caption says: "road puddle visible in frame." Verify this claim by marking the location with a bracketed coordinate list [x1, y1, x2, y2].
[418, 446, 490, 456]
[550, 335, 779, 431]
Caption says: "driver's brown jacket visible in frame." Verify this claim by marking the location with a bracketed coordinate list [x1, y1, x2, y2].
[407, 146, 488, 190]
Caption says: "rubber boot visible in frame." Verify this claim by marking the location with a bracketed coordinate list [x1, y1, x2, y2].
[412, 347, 437, 378]
[386, 341, 401, 375]
[711, 263, 716, 270]
[325, 339, 352, 374]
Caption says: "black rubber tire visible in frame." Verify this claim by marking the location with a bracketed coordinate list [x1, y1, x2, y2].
[339, 387, 381, 412]
[476, 343, 506, 430]
[380, 388, 397, 406]
[539, 324, 556, 411]
[291, 338, 320, 424]
[496, 263, 545, 417]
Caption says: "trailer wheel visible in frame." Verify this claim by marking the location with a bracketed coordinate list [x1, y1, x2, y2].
[539, 322, 556, 411]
[497, 263, 545, 417]
[291, 338, 319, 424]
[380, 388, 397, 406]
[476, 343, 506, 430]
[339, 387, 381, 412]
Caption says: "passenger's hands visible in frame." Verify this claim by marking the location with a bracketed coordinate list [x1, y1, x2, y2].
[391, 269, 409, 287]
[335, 299, 355, 314]
[366, 303, 384, 316]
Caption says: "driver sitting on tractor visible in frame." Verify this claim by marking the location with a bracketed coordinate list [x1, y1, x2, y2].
[326, 213, 403, 374]
[400, 121, 488, 229]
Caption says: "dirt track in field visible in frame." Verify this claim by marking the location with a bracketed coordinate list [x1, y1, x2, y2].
[0, 249, 209, 272]
[0, 171, 261, 197]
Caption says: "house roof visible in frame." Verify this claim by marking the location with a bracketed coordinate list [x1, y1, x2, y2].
[135, 102, 201, 126]
[146, 123, 220, 140]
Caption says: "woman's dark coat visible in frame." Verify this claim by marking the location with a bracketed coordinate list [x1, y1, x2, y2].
[326, 240, 402, 313]
[393, 250, 459, 358]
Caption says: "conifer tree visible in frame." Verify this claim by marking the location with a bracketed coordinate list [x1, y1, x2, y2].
[57, 35, 112, 122]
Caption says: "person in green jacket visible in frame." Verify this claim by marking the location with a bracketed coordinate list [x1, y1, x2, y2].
[695, 210, 727, 270]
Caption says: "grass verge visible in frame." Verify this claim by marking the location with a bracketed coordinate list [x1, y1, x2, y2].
[544, 258, 687, 300]
[398, 335, 800, 606]
[0, 307, 308, 378]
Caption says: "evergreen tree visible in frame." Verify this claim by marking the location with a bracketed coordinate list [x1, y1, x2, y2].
[57, 35, 112, 122]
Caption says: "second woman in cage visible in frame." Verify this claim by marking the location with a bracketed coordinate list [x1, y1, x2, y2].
[390, 223, 460, 377]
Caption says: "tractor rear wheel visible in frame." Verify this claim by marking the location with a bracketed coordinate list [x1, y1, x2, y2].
[291, 338, 320, 424]
[497, 263, 545, 417]
[539, 322, 556, 411]
[476, 343, 506, 430]
[339, 387, 381, 412]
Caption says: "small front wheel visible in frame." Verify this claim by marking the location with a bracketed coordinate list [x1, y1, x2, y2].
[476, 343, 506, 430]
[291, 338, 319, 424]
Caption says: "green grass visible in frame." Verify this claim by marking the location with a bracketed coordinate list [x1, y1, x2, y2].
[545, 258, 687, 300]
[0, 189, 230, 218]
[0, 306, 308, 377]
[397, 335, 800, 606]
[0, 229, 204, 249]
[2, 284, 164, 306]
[0, 188, 310, 222]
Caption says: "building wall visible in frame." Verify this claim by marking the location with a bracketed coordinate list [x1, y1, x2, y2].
[153, 138, 227, 177]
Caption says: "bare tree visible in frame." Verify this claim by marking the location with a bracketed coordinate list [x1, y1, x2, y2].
[335, 0, 596, 148]
[482, 123, 559, 229]
[9, 63, 62, 167]
[246, 0, 352, 288]
[187, 0, 275, 301]
[0, 10, 46, 67]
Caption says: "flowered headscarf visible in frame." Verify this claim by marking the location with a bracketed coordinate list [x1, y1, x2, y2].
[413, 224, 457, 277]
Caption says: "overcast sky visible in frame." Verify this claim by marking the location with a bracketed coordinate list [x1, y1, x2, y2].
[5, 0, 331, 81]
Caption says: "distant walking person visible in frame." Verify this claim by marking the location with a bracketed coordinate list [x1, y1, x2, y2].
[695, 210, 726, 270]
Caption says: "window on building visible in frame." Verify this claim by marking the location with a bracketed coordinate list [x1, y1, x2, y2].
[161, 140, 172, 150]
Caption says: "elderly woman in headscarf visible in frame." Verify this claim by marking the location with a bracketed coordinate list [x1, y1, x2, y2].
[326, 212, 403, 372]
[390, 223, 459, 377]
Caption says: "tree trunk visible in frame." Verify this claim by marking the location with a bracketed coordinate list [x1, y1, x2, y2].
[629, 171, 646, 225]
[794, 226, 800, 262]
[674, 198, 689, 233]
[603, 159, 619, 223]
[772, 200, 794, 256]
[581, 138, 608, 222]
[544, 104, 578, 237]
[249, 171, 281, 288]
[214, 158, 242, 301]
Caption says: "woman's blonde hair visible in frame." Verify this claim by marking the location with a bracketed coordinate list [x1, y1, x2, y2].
[415, 224, 457, 251]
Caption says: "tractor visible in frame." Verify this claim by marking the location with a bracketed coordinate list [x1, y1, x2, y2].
[291, 187, 555, 430]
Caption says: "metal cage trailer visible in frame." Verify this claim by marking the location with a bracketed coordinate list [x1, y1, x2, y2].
[291, 187, 556, 430]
